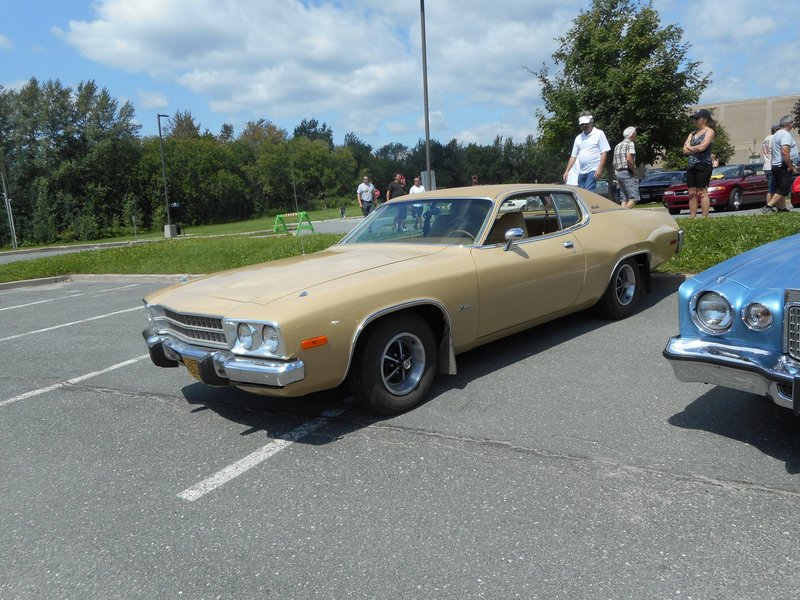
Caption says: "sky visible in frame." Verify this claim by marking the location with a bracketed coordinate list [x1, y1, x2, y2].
[1, 0, 799, 148]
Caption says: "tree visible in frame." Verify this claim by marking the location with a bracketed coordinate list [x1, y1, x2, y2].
[292, 118, 334, 150]
[167, 110, 200, 138]
[534, 0, 710, 168]
[792, 98, 800, 129]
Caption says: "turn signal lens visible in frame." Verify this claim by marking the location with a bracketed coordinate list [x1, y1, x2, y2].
[743, 303, 773, 331]
[301, 336, 328, 350]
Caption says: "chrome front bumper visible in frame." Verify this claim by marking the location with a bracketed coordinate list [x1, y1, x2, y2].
[663, 336, 800, 413]
[143, 328, 305, 388]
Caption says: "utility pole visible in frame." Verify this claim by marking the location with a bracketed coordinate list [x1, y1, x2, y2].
[420, 0, 433, 189]
[157, 114, 176, 238]
[0, 159, 18, 249]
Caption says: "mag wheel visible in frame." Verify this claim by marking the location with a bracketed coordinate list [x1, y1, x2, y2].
[597, 258, 642, 319]
[350, 313, 437, 415]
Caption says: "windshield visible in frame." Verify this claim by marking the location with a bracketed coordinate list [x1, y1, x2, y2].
[712, 165, 741, 179]
[342, 198, 493, 245]
[642, 172, 683, 184]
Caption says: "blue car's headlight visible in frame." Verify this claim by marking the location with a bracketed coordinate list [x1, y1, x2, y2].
[742, 303, 773, 331]
[692, 292, 733, 334]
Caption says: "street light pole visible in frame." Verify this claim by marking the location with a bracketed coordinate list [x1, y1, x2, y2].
[420, 0, 432, 189]
[156, 114, 172, 236]
[0, 150, 18, 249]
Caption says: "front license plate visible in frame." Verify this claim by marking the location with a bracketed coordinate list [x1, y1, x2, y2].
[183, 358, 202, 381]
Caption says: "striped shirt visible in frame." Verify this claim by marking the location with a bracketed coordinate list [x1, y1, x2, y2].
[613, 140, 636, 171]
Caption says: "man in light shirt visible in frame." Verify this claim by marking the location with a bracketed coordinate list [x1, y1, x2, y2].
[562, 112, 610, 192]
[409, 176, 425, 229]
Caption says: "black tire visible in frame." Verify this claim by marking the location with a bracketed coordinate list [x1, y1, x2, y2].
[597, 258, 643, 319]
[726, 187, 742, 211]
[349, 313, 437, 415]
[668, 208, 680, 215]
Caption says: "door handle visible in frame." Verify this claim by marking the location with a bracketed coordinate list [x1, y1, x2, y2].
[562, 241, 574, 249]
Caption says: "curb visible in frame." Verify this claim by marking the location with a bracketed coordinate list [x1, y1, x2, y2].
[651, 273, 687, 288]
[0, 275, 71, 291]
[0, 273, 203, 291]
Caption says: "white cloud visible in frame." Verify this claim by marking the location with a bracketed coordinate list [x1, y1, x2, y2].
[0, 33, 12, 49]
[137, 89, 169, 109]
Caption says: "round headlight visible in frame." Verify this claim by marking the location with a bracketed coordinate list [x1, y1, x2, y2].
[695, 292, 733, 333]
[262, 325, 280, 354]
[743, 303, 773, 331]
[237, 323, 257, 350]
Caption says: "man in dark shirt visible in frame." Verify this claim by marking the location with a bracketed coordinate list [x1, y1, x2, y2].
[386, 173, 408, 231]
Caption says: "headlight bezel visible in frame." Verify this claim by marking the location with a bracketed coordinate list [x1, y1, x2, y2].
[690, 291, 734, 335]
[224, 318, 287, 359]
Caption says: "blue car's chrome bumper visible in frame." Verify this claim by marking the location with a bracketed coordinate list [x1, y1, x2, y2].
[664, 336, 800, 413]
[143, 328, 305, 389]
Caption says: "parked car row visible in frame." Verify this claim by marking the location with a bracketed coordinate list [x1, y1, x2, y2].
[662, 164, 768, 214]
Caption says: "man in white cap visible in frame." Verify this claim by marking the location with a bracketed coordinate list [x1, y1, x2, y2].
[562, 111, 610, 192]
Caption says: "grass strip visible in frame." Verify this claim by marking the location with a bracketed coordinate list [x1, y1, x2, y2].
[658, 213, 800, 274]
[0, 234, 344, 283]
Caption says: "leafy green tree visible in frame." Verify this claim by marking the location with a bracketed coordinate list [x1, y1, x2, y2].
[534, 0, 709, 169]
[167, 110, 200, 138]
[293, 118, 334, 150]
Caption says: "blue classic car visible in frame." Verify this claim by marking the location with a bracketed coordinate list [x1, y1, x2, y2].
[664, 234, 800, 413]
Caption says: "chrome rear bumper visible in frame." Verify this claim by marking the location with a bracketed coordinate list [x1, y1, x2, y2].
[143, 328, 305, 388]
[663, 336, 800, 412]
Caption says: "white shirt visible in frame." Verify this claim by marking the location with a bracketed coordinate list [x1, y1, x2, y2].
[409, 184, 425, 195]
[566, 161, 580, 185]
[772, 129, 799, 167]
[762, 134, 773, 171]
[357, 182, 374, 203]
[571, 127, 611, 174]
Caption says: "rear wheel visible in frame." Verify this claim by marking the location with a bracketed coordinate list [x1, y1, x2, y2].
[726, 187, 743, 211]
[349, 313, 437, 415]
[597, 258, 642, 319]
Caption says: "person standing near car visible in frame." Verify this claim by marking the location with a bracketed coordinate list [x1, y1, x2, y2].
[563, 112, 610, 192]
[356, 176, 376, 217]
[762, 115, 798, 213]
[386, 173, 408, 230]
[613, 126, 640, 209]
[682, 109, 715, 218]
[762, 123, 780, 206]
[409, 176, 426, 229]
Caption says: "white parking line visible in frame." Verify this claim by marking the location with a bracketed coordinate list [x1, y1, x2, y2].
[178, 407, 347, 502]
[0, 284, 139, 312]
[0, 355, 149, 409]
[0, 306, 142, 342]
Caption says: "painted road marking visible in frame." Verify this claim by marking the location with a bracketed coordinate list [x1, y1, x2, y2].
[0, 284, 139, 312]
[0, 306, 142, 343]
[0, 355, 150, 409]
[178, 407, 347, 502]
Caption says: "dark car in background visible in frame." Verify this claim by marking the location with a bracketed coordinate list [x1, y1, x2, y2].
[638, 171, 685, 204]
[662, 164, 767, 214]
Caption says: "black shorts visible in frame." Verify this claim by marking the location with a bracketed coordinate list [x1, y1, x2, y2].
[773, 164, 793, 196]
[686, 163, 712, 189]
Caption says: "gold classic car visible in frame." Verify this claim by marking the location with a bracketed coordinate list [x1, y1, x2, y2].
[142, 184, 682, 414]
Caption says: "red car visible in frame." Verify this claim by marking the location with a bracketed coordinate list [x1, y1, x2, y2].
[791, 174, 800, 207]
[662, 164, 768, 214]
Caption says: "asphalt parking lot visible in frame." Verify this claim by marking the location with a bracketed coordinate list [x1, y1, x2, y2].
[3, 278, 800, 599]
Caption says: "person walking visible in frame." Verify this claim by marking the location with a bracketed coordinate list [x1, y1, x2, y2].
[613, 126, 640, 209]
[386, 173, 408, 230]
[682, 109, 716, 218]
[356, 176, 376, 217]
[563, 112, 610, 192]
[762, 115, 798, 213]
[762, 123, 780, 205]
[409, 176, 426, 229]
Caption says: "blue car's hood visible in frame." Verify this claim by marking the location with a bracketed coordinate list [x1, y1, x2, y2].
[690, 233, 800, 290]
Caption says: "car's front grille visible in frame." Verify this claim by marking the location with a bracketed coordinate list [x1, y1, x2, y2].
[787, 304, 800, 361]
[154, 307, 227, 348]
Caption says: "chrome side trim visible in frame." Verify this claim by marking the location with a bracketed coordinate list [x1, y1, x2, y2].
[340, 299, 454, 385]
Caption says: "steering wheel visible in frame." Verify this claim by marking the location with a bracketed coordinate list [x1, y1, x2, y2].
[448, 229, 475, 241]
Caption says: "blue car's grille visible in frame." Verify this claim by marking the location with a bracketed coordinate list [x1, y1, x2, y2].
[788, 305, 800, 361]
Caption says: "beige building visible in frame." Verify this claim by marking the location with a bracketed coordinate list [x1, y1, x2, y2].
[693, 94, 799, 165]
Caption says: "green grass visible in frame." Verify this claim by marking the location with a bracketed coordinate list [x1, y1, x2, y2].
[658, 213, 800, 274]
[0, 205, 363, 252]
[0, 233, 344, 283]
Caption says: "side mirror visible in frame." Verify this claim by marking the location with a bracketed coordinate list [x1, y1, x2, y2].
[504, 227, 524, 251]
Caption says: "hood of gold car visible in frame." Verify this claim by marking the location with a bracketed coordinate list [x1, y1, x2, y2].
[165, 244, 448, 305]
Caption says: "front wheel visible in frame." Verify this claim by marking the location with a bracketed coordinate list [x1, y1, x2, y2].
[349, 314, 437, 415]
[597, 258, 642, 319]
[726, 187, 742, 211]
[667, 208, 680, 215]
